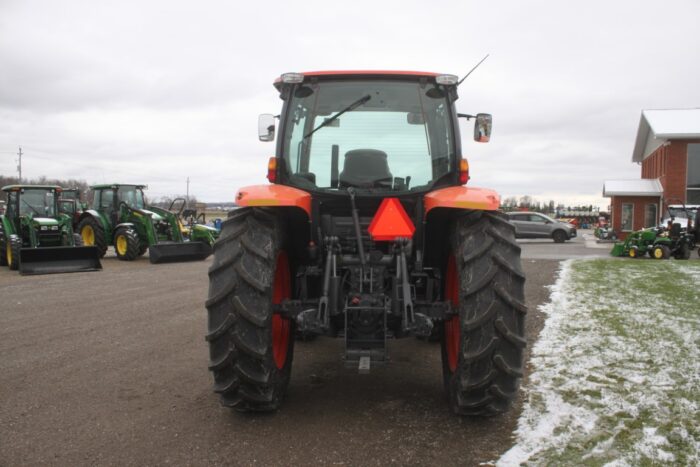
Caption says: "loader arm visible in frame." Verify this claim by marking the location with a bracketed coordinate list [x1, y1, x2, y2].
[142, 205, 185, 243]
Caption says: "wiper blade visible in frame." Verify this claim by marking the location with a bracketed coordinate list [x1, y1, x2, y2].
[303, 94, 371, 140]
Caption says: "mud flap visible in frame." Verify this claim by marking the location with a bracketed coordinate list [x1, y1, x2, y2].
[19, 246, 102, 275]
[148, 241, 212, 264]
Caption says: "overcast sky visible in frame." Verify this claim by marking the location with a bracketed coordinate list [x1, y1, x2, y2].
[1, 0, 699, 206]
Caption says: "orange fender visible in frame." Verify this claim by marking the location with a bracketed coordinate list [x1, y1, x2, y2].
[424, 186, 500, 215]
[235, 184, 311, 218]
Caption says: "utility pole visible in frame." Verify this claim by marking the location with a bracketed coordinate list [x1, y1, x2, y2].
[17, 146, 22, 182]
[186, 177, 190, 207]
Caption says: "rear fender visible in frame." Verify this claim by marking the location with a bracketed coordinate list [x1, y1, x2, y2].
[235, 185, 311, 219]
[79, 210, 111, 233]
[424, 186, 500, 216]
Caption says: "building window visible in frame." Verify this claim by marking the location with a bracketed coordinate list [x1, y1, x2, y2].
[621, 203, 634, 231]
[688, 144, 700, 203]
[644, 203, 658, 228]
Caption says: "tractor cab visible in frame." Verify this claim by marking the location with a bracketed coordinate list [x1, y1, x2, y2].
[259, 71, 491, 194]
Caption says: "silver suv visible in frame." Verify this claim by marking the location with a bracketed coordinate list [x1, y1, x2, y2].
[506, 212, 576, 243]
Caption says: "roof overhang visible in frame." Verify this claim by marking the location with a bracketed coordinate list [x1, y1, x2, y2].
[603, 179, 663, 197]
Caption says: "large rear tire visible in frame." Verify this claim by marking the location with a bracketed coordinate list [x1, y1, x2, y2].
[441, 211, 527, 416]
[78, 217, 107, 257]
[674, 243, 691, 260]
[206, 207, 294, 412]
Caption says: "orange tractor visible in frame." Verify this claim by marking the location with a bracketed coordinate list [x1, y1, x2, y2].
[206, 71, 526, 416]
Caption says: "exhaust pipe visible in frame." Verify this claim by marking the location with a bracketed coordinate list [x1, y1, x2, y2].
[148, 241, 212, 264]
[19, 246, 102, 275]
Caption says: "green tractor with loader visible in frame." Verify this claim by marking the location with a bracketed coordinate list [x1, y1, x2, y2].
[611, 200, 698, 259]
[77, 184, 217, 263]
[0, 185, 102, 274]
[206, 70, 526, 417]
[610, 224, 695, 259]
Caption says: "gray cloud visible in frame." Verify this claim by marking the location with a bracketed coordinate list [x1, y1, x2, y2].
[1, 0, 699, 205]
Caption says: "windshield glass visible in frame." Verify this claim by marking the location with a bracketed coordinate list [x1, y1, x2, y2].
[20, 189, 56, 217]
[118, 186, 146, 209]
[282, 80, 455, 191]
[59, 200, 75, 214]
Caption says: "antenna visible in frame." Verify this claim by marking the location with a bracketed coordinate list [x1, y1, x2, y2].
[457, 54, 490, 86]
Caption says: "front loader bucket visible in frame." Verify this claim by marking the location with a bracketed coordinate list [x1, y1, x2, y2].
[610, 243, 626, 257]
[148, 241, 212, 264]
[19, 246, 102, 275]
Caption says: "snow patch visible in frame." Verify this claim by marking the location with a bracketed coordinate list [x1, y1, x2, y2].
[497, 259, 700, 466]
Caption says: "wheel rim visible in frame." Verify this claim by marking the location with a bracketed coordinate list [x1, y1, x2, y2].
[654, 248, 663, 259]
[444, 254, 460, 373]
[82, 225, 95, 245]
[629, 248, 636, 258]
[7, 241, 12, 265]
[116, 235, 128, 255]
[271, 251, 291, 370]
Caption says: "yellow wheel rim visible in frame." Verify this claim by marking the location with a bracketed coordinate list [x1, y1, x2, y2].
[116, 235, 128, 256]
[82, 225, 95, 245]
[629, 248, 636, 258]
[6, 242, 12, 265]
[654, 248, 663, 259]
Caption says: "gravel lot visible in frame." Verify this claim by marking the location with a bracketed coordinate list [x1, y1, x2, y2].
[1, 248, 560, 466]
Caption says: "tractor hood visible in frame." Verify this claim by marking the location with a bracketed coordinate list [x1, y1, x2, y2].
[136, 209, 164, 222]
[32, 217, 60, 227]
[193, 224, 218, 233]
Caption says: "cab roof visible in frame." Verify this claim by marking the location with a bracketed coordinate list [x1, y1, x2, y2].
[273, 70, 442, 88]
[2, 184, 62, 192]
[89, 183, 147, 190]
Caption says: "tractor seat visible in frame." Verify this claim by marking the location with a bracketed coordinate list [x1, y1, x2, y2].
[338, 149, 393, 188]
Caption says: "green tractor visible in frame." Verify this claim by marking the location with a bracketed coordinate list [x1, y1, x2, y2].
[76, 184, 217, 264]
[610, 224, 694, 259]
[58, 188, 85, 230]
[0, 185, 102, 274]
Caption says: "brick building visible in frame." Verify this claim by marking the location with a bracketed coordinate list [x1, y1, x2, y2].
[604, 108, 700, 238]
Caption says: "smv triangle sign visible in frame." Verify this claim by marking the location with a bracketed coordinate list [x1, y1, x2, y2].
[367, 198, 415, 242]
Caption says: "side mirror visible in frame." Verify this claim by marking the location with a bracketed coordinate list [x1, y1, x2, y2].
[258, 114, 276, 142]
[474, 113, 492, 143]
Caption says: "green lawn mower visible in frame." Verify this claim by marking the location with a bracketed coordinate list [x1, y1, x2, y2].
[76, 184, 218, 264]
[0, 185, 102, 274]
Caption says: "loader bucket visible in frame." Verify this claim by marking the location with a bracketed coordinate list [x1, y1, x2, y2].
[610, 243, 626, 257]
[19, 246, 102, 275]
[148, 241, 212, 264]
